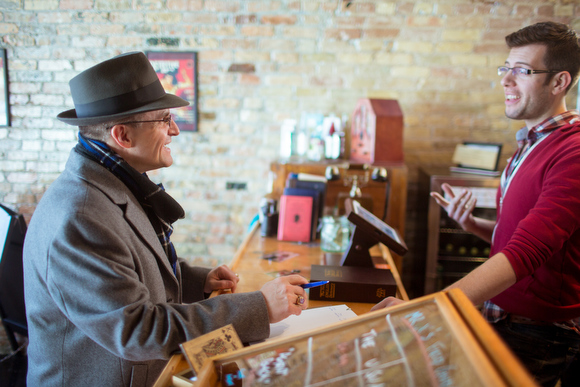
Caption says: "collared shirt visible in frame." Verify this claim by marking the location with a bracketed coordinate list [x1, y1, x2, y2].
[503, 110, 580, 184]
[485, 110, 580, 333]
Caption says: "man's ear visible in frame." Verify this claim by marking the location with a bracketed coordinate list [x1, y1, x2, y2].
[552, 71, 572, 96]
[108, 124, 133, 149]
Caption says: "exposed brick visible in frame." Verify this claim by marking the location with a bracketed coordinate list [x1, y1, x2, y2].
[364, 28, 400, 38]
[24, 0, 58, 10]
[235, 14, 257, 24]
[555, 5, 574, 16]
[436, 42, 474, 53]
[325, 28, 362, 40]
[241, 25, 274, 37]
[204, 0, 240, 12]
[59, 0, 93, 9]
[407, 16, 443, 27]
[239, 74, 261, 85]
[146, 37, 180, 47]
[376, 3, 396, 15]
[227, 63, 255, 73]
[441, 29, 480, 41]
[167, 0, 203, 11]
[261, 15, 297, 25]
[2, 1, 577, 268]
[199, 25, 236, 36]
[0, 0, 20, 10]
[0, 23, 18, 33]
[94, 0, 131, 10]
[248, 0, 282, 12]
[537, 5, 554, 17]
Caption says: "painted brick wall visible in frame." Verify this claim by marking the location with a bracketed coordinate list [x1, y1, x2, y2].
[1, 0, 579, 274]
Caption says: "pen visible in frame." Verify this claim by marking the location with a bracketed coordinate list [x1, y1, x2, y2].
[301, 281, 329, 289]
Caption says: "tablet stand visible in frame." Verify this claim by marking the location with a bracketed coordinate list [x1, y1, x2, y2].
[339, 224, 378, 267]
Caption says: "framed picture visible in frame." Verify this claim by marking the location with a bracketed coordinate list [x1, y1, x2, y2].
[451, 142, 503, 171]
[147, 51, 198, 131]
[0, 48, 10, 127]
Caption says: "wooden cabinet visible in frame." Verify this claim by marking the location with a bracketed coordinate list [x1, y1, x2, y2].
[270, 160, 408, 272]
[421, 168, 500, 295]
[270, 160, 407, 238]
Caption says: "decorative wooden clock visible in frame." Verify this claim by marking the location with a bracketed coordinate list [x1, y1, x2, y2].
[349, 98, 404, 164]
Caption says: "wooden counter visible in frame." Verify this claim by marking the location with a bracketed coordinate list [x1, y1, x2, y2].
[226, 222, 407, 315]
[155, 226, 536, 387]
[154, 224, 407, 387]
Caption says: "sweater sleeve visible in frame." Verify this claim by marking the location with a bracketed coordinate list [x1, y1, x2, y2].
[501, 140, 580, 280]
[45, 213, 270, 361]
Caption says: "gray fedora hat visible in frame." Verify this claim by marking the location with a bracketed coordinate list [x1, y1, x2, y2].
[57, 51, 189, 126]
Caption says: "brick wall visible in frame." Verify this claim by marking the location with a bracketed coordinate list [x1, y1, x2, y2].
[1, 1, 579, 278]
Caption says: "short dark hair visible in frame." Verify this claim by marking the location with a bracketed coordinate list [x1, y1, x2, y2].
[505, 21, 580, 93]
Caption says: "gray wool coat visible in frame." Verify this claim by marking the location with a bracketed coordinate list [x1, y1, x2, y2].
[23, 149, 270, 386]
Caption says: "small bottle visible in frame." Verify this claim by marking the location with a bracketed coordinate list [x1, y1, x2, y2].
[279, 119, 296, 159]
[324, 123, 336, 159]
[296, 122, 308, 158]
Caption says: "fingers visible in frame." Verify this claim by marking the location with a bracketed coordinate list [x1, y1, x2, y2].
[431, 183, 457, 208]
[450, 191, 474, 218]
[204, 265, 240, 293]
[370, 296, 405, 311]
[430, 191, 448, 207]
[261, 276, 309, 323]
[433, 185, 474, 219]
[278, 273, 309, 285]
[231, 272, 239, 293]
[440, 183, 455, 198]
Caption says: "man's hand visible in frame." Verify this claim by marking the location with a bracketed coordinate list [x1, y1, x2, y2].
[371, 296, 406, 311]
[430, 183, 477, 232]
[260, 274, 309, 323]
[204, 265, 240, 293]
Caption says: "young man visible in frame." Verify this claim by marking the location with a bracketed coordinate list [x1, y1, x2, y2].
[23, 52, 309, 386]
[374, 21, 580, 387]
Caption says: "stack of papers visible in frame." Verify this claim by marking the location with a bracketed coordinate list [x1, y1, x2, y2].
[267, 304, 357, 341]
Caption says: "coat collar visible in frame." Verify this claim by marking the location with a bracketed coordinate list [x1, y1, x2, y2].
[66, 149, 179, 282]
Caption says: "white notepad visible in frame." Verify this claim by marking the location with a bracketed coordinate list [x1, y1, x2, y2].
[267, 304, 357, 341]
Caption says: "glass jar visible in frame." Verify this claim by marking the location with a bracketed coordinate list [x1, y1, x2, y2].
[320, 215, 351, 252]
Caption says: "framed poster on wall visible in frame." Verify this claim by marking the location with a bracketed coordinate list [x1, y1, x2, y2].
[0, 49, 10, 127]
[146, 51, 198, 131]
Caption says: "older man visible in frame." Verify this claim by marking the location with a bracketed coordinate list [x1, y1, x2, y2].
[23, 52, 309, 386]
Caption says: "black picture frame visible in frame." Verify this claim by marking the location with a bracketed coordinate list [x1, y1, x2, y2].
[146, 51, 198, 131]
[0, 49, 10, 127]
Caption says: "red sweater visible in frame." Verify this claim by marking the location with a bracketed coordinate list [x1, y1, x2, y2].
[491, 122, 580, 321]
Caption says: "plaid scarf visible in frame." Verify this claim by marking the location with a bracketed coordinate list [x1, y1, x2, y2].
[75, 132, 184, 275]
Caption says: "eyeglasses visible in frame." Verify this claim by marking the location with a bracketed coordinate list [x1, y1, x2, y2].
[498, 66, 562, 77]
[107, 116, 173, 130]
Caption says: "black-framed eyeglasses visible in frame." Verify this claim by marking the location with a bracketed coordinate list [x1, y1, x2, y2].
[106, 116, 173, 130]
[498, 66, 562, 77]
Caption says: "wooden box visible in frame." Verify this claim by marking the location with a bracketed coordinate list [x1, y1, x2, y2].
[350, 98, 404, 164]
